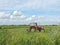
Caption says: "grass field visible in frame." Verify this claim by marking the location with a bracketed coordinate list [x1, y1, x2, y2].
[0, 25, 60, 45]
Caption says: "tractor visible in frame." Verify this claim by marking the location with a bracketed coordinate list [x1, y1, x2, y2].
[29, 22, 45, 32]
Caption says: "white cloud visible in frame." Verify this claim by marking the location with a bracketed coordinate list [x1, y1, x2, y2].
[31, 15, 36, 18]
[26, 18, 33, 21]
[0, 12, 10, 19]
[50, 19, 57, 22]
[0, 0, 60, 11]
[38, 16, 44, 20]
[0, 11, 60, 25]
[20, 15, 26, 19]
[10, 11, 26, 20]
[0, 11, 26, 20]
[13, 11, 22, 16]
[26, 15, 37, 22]
[20, 0, 60, 10]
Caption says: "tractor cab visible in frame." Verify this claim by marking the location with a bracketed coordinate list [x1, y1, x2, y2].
[30, 22, 37, 26]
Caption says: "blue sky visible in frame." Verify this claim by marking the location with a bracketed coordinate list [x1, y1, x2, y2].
[0, 0, 60, 25]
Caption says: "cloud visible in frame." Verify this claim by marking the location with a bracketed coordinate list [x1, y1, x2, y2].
[20, 0, 60, 11]
[32, 15, 36, 18]
[10, 11, 26, 20]
[26, 15, 37, 22]
[0, 12, 10, 19]
[0, 0, 60, 11]
[0, 11, 26, 20]
[13, 11, 22, 16]
[50, 19, 60, 23]
[38, 15, 44, 20]
[0, 11, 60, 25]
[0, 11, 27, 25]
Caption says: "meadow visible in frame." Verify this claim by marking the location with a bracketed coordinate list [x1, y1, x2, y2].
[0, 25, 60, 45]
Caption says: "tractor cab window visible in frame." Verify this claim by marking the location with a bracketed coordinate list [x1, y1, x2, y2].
[30, 23, 37, 26]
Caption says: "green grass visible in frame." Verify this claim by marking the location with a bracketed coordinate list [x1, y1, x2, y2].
[0, 25, 60, 45]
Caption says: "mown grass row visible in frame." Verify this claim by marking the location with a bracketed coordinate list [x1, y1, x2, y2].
[0, 25, 60, 45]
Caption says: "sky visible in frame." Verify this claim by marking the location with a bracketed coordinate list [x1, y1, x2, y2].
[0, 0, 60, 25]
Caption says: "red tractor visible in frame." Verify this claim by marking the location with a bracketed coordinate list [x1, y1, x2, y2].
[29, 22, 45, 32]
